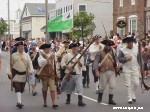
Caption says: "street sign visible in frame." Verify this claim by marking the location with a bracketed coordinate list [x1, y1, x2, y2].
[116, 20, 126, 28]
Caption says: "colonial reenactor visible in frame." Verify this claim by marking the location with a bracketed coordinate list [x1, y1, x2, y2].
[28, 41, 40, 96]
[61, 42, 86, 107]
[89, 35, 104, 94]
[38, 44, 59, 109]
[118, 36, 140, 104]
[93, 39, 117, 105]
[7, 41, 34, 108]
[55, 40, 71, 80]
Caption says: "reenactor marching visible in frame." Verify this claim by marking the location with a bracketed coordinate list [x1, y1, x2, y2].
[7, 41, 34, 109]
[118, 36, 140, 104]
[93, 39, 117, 105]
[61, 42, 86, 107]
[37, 43, 60, 109]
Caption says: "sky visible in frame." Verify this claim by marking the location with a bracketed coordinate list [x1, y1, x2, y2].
[0, 0, 55, 19]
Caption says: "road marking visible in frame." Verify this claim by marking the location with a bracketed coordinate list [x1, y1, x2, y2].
[74, 93, 108, 105]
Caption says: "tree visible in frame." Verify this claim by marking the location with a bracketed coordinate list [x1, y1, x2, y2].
[69, 12, 94, 40]
[0, 22, 8, 37]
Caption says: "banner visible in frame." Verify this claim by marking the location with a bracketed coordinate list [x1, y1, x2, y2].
[48, 10, 73, 32]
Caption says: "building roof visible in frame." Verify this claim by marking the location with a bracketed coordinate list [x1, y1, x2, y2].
[22, 3, 55, 17]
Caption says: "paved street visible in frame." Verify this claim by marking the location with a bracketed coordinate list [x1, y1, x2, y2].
[0, 51, 150, 112]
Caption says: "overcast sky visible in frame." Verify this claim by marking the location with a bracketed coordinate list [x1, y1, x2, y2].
[0, 0, 55, 19]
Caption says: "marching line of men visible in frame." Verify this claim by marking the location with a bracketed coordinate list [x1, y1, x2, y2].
[6, 35, 142, 109]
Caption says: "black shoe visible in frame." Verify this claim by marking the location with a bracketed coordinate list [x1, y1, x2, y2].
[132, 99, 136, 102]
[52, 105, 58, 109]
[109, 94, 116, 105]
[78, 102, 86, 107]
[32, 91, 37, 96]
[17, 103, 24, 109]
[43, 104, 47, 107]
[78, 95, 86, 107]
[97, 93, 103, 103]
[109, 100, 116, 105]
[128, 101, 133, 104]
[66, 99, 70, 104]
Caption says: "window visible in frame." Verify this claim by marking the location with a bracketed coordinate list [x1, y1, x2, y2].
[131, 0, 135, 5]
[146, 16, 150, 32]
[128, 15, 138, 34]
[70, 5, 72, 10]
[64, 7, 65, 13]
[120, 0, 123, 7]
[79, 4, 86, 12]
[66, 6, 67, 12]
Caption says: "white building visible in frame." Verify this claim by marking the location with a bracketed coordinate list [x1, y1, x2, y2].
[4, 8, 21, 39]
[50, 0, 113, 38]
[20, 3, 55, 39]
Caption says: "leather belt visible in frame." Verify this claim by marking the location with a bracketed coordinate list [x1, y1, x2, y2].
[100, 67, 114, 72]
[13, 69, 26, 75]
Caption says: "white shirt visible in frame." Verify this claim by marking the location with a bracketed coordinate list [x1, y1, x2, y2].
[61, 52, 84, 75]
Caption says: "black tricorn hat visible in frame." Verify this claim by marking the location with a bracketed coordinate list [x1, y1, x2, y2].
[39, 44, 51, 49]
[15, 41, 25, 46]
[101, 39, 115, 46]
[69, 42, 81, 49]
[122, 36, 135, 43]
[15, 37, 26, 41]
[92, 34, 102, 39]
[63, 40, 70, 44]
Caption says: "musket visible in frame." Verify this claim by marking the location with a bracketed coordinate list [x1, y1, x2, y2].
[138, 41, 150, 92]
[102, 22, 108, 39]
[65, 37, 96, 81]
[9, 35, 13, 91]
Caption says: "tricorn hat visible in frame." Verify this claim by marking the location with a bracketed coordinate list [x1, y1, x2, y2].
[15, 41, 25, 47]
[92, 34, 102, 39]
[101, 39, 115, 46]
[69, 42, 81, 49]
[122, 36, 135, 43]
[15, 37, 26, 41]
[63, 40, 70, 44]
[39, 44, 51, 49]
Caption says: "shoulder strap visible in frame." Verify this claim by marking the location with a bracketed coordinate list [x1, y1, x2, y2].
[31, 52, 38, 61]
[66, 53, 78, 66]
[99, 53, 109, 67]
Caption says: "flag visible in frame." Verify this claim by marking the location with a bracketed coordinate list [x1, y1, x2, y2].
[48, 10, 73, 32]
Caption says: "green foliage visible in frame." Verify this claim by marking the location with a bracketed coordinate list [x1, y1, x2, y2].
[0, 22, 8, 37]
[69, 12, 94, 39]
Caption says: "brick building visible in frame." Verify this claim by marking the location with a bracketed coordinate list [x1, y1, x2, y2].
[113, 0, 147, 36]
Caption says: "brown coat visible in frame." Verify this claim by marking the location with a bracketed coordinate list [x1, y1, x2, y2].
[39, 53, 59, 81]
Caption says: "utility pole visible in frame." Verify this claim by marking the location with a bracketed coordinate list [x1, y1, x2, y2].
[8, 0, 13, 91]
[45, 0, 49, 43]
[8, 0, 10, 40]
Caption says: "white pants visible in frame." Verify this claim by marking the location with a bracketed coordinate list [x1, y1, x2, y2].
[123, 71, 140, 100]
[99, 70, 116, 94]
